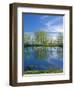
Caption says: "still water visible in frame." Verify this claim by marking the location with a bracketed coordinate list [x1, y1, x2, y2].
[23, 47, 63, 74]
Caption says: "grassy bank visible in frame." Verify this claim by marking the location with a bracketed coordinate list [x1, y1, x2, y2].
[24, 69, 63, 74]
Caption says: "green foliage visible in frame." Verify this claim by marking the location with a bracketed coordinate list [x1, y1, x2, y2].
[24, 32, 63, 46]
[35, 32, 48, 44]
[57, 32, 63, 44]
[24, 69, 63, 74]
[24, 33, 31, 44]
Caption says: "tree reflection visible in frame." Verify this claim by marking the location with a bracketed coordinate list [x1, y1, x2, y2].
[35, 47, 49, 60]
[57, 47, 63, 59]
[24, 47, 63, 61]
[24, 47, 63, 74]
[24, 47, 32, 59]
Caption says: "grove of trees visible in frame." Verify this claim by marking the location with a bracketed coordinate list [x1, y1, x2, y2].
[24, 32, 63, 47]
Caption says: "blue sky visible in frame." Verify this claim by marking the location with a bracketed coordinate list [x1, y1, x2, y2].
[23, 13, 64, 32]
[23, 13, 64, 39]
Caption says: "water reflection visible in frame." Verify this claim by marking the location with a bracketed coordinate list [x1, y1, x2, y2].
[24, 47, 63, 73]
[35, 47, 49, 60]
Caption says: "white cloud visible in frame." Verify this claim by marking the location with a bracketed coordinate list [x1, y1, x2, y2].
[40, 16, 64, 33]
[41, 25, 64, 33]
[45, 17, 60, 26]
[40, 16, 49, 20]
[46, 25, 63, 32]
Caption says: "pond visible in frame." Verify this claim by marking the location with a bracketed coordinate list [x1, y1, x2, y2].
[23, 47, 63, 74]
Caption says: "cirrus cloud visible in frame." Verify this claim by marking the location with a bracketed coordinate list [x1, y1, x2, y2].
[40, 15, 64, 33]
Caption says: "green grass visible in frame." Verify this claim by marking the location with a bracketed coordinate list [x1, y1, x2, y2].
[24, 69, 63, 74]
